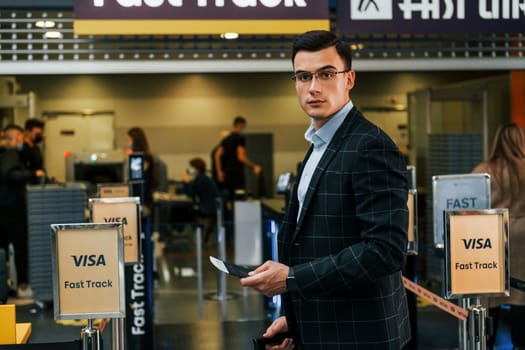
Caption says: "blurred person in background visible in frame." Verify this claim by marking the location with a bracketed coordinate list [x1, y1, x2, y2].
[0, 124, 45, 298]
[181, 157, 220, 246]
[0, 129, 7, 149]
[127, 127, 159, 210]
[210, 129, 231, 219]
[0, 129, 7, 262]
[210, 130, 230, 187]
[20, 119, 45, 183]
[213, 116, 261, 203]
[472, 123, 525, 349]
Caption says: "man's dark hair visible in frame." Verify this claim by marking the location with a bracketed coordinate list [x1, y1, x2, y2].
[233, 116, 246, 127]
[127, 127, 151, 154]
[291, 30, 352, 70]
[24, 118, 45, 131]
[189, 157, 206, 174]
[3, 124, 24, 133]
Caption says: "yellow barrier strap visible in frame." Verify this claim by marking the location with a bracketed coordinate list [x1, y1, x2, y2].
[99, 318, 110, 333]
[402, 276, 469, 321]
[510, 277, 525, 292]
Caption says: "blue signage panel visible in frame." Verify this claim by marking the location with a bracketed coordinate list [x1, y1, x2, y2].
[432, 173, 491, 248]
[337, 0, 525, 34]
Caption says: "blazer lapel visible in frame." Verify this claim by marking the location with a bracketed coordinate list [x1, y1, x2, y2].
[283, 145, 311, 241]
[292, 108, 357, 240]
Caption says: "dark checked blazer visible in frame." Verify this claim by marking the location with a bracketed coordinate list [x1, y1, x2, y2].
[278, 106, 411, 350]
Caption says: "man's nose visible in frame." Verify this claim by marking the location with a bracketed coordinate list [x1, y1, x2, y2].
[308, 75, 322, 91]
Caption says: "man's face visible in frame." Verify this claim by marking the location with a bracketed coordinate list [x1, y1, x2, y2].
[29, 127, 44, 143]
[293, 46, 355, 129]
[6, 129, 23, 148]
[234, 122, 246, 133]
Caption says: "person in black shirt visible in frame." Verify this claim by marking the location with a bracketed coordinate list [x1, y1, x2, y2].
[210, 130, 230, 187]
[0, 124, 45, 298]
[0, 130, 7, 258]
[0, 129, 7, 149]
[20, 119, 45, 183]
[127, 127, 159, 210]
[213, 116, 261, 201]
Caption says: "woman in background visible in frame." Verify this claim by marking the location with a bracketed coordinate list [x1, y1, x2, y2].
[472, 123, 525, 349]
[127, 127, 159, 210]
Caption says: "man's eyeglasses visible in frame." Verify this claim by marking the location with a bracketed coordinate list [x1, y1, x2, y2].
[292, 68, 350, 83]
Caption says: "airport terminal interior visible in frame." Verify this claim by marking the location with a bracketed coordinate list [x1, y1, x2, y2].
[1, 0, 525, 349]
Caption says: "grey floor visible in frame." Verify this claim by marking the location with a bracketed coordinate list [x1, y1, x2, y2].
[9, 234, 514, 350]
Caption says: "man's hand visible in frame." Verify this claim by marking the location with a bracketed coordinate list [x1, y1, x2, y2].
[240, 260, 288, 297]
[263, 316, 294, 350]
[253, 164, 262, 176]
[182, 171, 191, 183]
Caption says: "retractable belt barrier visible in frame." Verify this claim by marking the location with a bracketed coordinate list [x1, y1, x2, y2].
[402, 277, 469, 321]
[510, 277, 525, 292]
[403, 276, 525, 321]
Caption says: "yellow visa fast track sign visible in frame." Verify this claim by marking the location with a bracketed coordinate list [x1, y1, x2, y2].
[51, 223, 126, 320]
[90, 197, 141, 265]
[444, 209, 509, 299]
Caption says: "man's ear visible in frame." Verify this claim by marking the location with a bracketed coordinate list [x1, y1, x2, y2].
[346, 70, 356, 91]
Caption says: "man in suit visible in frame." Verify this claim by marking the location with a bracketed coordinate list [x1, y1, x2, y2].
[240, 30, 410, 349]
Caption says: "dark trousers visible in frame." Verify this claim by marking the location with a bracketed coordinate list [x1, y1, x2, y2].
[511, 305, 525, 346]
[0, 207, 28, 285]
[197, 214, 216, 245]
[488, 305, 525, 348]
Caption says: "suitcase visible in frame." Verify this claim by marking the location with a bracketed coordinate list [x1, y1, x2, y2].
[0, 248, 7, 304]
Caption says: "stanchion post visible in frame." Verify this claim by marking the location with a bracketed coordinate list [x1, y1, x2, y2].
[112, 318, 125, 350]
[215, 197, 228, 301]
[195, 225, 203, 318]
[459, 298, 470, 350]
[81, 319, 101, 350]
[467, 298, 487, 350]
[216, 197, 224, 235]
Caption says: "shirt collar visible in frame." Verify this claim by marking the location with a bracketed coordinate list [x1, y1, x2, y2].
[304, 101, 354, 148]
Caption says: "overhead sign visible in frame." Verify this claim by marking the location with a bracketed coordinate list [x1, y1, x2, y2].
[74, 0, 330, 35]
[90, 197, 141, 264]
[51, 223, 125, 320]
[444, 209, 509, 299]
[337, 0, 525, 34]
[432, 173, 490, 248]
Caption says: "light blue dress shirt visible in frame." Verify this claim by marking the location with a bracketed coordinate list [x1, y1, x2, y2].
[297, 101, 354, 221]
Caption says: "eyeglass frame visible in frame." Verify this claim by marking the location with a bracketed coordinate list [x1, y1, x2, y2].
[291, 67, 351, 83]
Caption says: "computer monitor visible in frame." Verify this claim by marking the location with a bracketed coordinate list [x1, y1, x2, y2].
[128, 152, 145, 182]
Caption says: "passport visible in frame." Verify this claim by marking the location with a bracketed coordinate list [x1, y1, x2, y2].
[209, 256, 252, 278]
